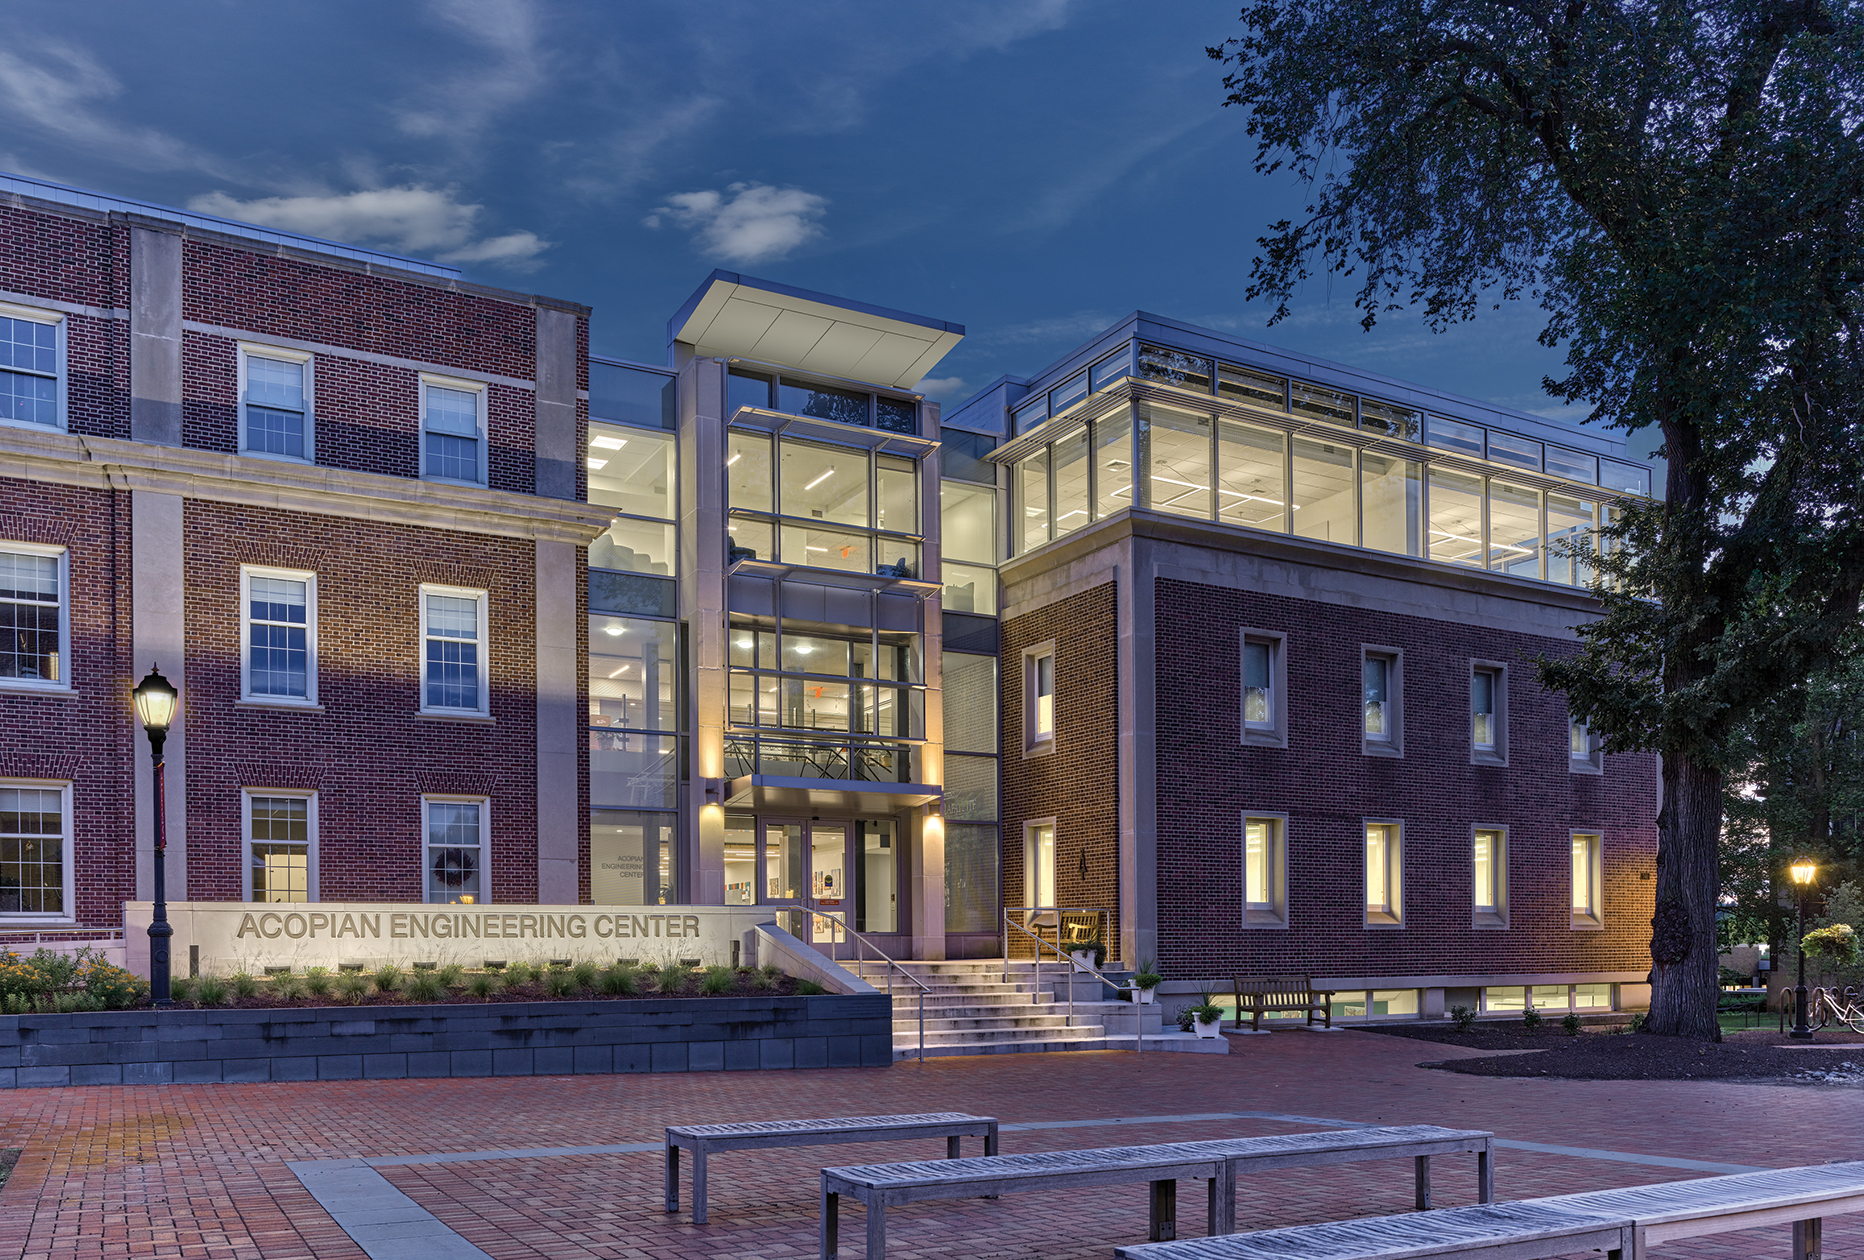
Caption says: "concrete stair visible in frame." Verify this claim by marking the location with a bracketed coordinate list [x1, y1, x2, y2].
[851, 959, 1112, 1060]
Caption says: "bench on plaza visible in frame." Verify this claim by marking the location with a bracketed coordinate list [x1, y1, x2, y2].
[664, 1112, 997, 1224]
[1112, 1159, 1864, 1260]
[820, 1124, 1493, 1260]
[1232, 976, 1334, 1031]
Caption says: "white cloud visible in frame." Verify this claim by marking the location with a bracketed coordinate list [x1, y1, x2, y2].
[395, 0, 547, 143]
[0, 40, 221, 175]
[187, 186, 549, 270]
[646, 182, 828, 264]
[917, 376, 967, 400]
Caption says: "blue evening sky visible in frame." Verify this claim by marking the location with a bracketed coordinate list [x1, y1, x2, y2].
[0, 0, 1653, 457]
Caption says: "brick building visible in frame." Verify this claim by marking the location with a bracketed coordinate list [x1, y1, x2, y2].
[0, 173, 610, 934]
[1, 170, 1658, 1019]
[948, 317, 1661, 1018]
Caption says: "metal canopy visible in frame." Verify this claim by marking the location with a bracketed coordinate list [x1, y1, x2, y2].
[723, 775, 941, 813]
[669, 271, 964, 390]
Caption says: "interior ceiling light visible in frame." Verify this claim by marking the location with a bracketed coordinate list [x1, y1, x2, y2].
[804, 467, 835, 491]
[726, 451, 741, 466]
[736, 637, 753, 648]
[585, 458, 608, 470]
[605, 625, 625, 636]
[591, 435, 627, 450]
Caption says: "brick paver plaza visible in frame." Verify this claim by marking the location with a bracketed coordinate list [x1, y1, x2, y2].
[0, 1029, 1857, 1260]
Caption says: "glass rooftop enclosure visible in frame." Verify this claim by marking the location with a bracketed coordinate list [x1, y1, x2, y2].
[957, 316, 1651, 588]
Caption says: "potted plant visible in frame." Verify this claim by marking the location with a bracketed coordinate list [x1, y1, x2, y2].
[1176, 990, 1226, 1038]
[1131, 958, 1163, 1004]
[1068, 933, 1107, 972]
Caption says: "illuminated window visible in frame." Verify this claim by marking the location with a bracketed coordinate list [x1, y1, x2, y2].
[245, 792, 314, 903]
[1473, 828, 1507, 927]
[1026, 648, 1055, 750]
[425, 798, 485, 905]
[1365, 822, 1403, 926]
[1572, 833, 1603, 927]
[1243, 815, 1288, 928]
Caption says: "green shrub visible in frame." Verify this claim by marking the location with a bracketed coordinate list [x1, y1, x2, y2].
[543, 969, 576, 998]
[302, 968, 332, 997]
[336, 974, 371, 1004]
[744, 967, 774, 991]
[466, 972, 498, 999]
[270, 975, 304, 1002]
[1522, 1006, 1543, 1032]
[1175, 991, 1226, 1032]
[404, 970, 447, 1003]
[795, 978, 825, 996]
[654, 962, 690, 995]
[1562, 1012, 1581, 1036]
[195, 975, 229, 1007]
[81, 961, 147, 1009]
[1132, 957, 1165, 991]
[437, 964, 465, 989]
[1449, 1005, 1477, 1033]
[229, 971, 261, 1001]
[599, 964, 639, 996]
[759, 963, 780, 982]
[168, 976, 197, 1004]
[570, 960, 599, 990]
[1627, 1013, 1647, 1033]
[371, 965, 401, 994]
[700, 965, 735, 995]
[0, 955, 53, 1003]
[503, 961, 534, 986]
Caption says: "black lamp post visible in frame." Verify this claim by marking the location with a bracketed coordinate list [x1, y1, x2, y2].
[134, 667, 178, 1008]
[1789, 856, 1817, 1040]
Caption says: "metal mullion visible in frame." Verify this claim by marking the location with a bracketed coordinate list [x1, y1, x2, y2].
[1087, 415, 1100, 519]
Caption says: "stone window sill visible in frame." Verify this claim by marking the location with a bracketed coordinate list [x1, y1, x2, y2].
[417, 712, 496, 725]
[236, 700, 327, 714]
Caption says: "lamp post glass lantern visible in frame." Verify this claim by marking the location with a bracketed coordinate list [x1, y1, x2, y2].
[1790, 857, 1817, 1040]
[134, 667, 178, 1007]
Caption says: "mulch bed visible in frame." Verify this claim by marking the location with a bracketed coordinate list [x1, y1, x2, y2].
[137, 975, 816, 1012]
[1365, 1020, 1864, 1081]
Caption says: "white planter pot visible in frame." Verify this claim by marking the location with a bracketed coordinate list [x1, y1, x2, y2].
[1069, 950, 1096, 972]
[1136, 986, 1157, 1005]
[1193, 1015, 1222, 1039]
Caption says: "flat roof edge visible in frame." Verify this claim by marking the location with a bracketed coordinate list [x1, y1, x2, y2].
[668, 268, 964, 346]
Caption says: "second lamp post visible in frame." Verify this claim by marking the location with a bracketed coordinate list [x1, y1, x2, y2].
[134, 667, 179, 1007]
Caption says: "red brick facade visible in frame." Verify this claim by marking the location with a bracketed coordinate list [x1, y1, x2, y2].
[0, 191, 596, 929]
[999, 581, 1122, 938]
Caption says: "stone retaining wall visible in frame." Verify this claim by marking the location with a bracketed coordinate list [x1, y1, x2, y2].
[0, 994, 892, 1088]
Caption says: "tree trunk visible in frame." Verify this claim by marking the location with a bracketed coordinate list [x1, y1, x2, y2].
[1645, 754, 1726, 1040]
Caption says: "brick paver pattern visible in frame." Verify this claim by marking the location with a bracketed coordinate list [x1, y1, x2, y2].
[0, 1030, 1857, 1260]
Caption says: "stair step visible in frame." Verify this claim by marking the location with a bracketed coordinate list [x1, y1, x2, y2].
[893, 1015, 1078, 1033]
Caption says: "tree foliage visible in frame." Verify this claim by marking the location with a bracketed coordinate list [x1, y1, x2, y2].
[1212, 0, 1864, 1039]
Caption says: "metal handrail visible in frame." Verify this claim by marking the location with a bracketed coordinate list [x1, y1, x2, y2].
[1001, 909, 1136, 1049]
[802, 909, 931, 1063]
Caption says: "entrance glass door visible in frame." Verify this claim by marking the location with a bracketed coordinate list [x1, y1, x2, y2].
[751, 819, 854, 954]
[808, 823, 849, 947]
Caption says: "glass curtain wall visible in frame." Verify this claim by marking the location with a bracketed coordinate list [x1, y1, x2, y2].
[1004, 398, 1620, 589]
[726, 431, 923, 579]
[587, 361, 682, 903]
[944, 646, 1001, 936]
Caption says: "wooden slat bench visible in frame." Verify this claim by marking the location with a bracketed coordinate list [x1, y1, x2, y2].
[1232, 975, 1334, 1031]
[664, 1111, 997, 1223]
[820, 1123, 1493, 1259]
[1113, 1160, 1864, 1260]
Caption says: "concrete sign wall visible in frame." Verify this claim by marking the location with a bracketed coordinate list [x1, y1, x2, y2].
[123, 902, 778, 978]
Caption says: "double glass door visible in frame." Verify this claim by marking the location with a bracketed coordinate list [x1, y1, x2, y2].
[724, 815, 899, 953]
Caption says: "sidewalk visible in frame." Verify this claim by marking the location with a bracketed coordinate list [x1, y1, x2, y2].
[0, 1027, 1855, 1259]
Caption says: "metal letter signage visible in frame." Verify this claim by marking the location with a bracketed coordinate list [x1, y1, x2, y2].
[122, 902, 776, 978]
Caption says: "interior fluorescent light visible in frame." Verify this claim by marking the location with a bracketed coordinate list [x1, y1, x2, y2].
[726, 452, 741, 466]
[592, 435, 627, 450]
[604, 625, 625, 636]
[804, 467, 835, 491]
[585, 458, 608, 470]
[736, 637, 753, 648]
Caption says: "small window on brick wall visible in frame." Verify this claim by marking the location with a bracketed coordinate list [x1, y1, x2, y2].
[0, 305, 63, 431]
[0, 544, 69, 691]
[245, 791, 316, 903]
[1023, 644, 1056, 755]
[240, 344, 314, 462]
[421, 375, 487, 486]
[426, 797, 487, 904]
[1242, 814, 1288, 928]
[1240, 629, 1287, 748]
[241, 566, 317, 706]
[0, 781, 71, 919]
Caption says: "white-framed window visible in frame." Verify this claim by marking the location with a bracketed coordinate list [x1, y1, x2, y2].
[1242, 813, 1288, 928]
[239, 343, 314, 461]
[1571, 832, 1603, 928]
[420, 585, 489, 716]
[243, 790, 317, 903]
[0, 780, 73, 921]
[1023, 643, 1056, 754]
[1023, 819, 1056, 911]
[241, 566, 318, 706]
[1569, 712, 1603, 773]
[0, 302, 64, 431]
[1364, 820, 1403, 927]
[425, 796, 487, 904]
[1471, 662, 1507, 763]
[421, 374, 487, 486]
[1362, 646, 1402, 756]
[1240, 628, 1287, 747]
[1472, 826, 1507, 928]
[0, 543, 70, 691]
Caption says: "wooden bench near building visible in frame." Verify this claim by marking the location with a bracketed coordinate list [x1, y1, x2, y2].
[1232, 977, 1335, 1031]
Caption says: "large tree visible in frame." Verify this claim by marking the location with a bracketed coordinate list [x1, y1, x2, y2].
[1211, 0, 1864, 1038]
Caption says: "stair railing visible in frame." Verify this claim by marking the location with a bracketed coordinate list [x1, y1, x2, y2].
[804, 909, 931, 1063]
[1001, 908, 1133, 1045]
